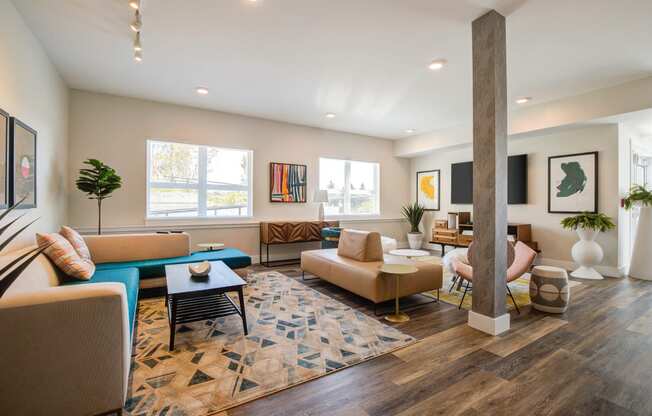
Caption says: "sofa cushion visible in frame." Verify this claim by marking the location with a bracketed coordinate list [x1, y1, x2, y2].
[337, 229, 384, 262]
[84, 233, 191, 264]
[95, 248, 251, 279]
[37, 233, 95, 280]
[61, 267, 139, 335]
[60, 226, 91, 261]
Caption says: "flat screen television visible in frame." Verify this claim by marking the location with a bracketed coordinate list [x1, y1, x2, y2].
[451, 154, 528, 204]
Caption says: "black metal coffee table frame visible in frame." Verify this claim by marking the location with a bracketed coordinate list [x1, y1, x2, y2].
[165, 262, 248, 351]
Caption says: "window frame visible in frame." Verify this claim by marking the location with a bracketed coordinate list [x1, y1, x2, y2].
[318, 156, 381, 218]
[146, 139, 254, 221]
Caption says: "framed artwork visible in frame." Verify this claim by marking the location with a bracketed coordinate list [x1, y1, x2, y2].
[270, 162, 307, 203]
[9, 117, 37, 208]
[416, 169, 440, 211]
[0, 108, 8, 208]
[548, 151, 598, 213]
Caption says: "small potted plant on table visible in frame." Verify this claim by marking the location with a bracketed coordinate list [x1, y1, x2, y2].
[402, 202, 425, 249]
[561, 212, 615, 280]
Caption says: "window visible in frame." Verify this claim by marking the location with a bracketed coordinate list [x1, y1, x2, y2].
[319, 157, 380, 216]
[147, 140, 252, 218]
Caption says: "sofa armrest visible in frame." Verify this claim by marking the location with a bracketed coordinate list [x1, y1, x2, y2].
[85, 232, 191, 264]
[0, 283, 130, 415]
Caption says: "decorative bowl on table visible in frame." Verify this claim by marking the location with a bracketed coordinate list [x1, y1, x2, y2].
[188, 261, 211, 277]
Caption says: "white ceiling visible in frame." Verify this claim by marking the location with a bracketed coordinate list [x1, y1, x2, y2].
[12, 0, 652, 139]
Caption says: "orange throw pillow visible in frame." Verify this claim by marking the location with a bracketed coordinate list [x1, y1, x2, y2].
[60, 225, 91, 261]
[36, 233, 95, 280]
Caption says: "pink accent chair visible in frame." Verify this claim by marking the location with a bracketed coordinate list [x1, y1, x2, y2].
[450, 241, 537, 313]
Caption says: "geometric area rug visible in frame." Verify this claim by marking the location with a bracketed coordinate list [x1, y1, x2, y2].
[125, 271, 416, 415]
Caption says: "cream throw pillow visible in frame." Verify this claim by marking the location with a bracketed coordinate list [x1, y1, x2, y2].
[60, 225, 92, 261]
[36, 233, 95, 280]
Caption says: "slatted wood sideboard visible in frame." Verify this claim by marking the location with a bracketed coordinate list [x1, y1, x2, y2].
[259, 220, 339, 266]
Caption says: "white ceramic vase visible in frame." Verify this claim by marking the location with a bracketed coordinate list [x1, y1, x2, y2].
[629, 206, 652, 281]
[570, 228, 604, 280]
[407, 232, 423, 249]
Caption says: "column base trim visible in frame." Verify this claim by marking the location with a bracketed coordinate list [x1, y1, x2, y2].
[467, 310, 510, 336]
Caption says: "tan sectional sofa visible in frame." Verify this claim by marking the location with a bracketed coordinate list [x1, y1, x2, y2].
[301, 229, 443, 304]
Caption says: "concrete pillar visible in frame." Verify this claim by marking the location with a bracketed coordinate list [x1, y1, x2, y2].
[468, 10, 510, 335]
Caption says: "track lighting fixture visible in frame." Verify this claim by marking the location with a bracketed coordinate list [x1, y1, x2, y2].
[130, 10, 142, 32]
[129, 0, 139, 10]
[134, 50, 143, 62]
[134, 32, 142, 52]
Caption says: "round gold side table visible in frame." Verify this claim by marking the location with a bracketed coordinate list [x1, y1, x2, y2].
[379, 263, 418, 323]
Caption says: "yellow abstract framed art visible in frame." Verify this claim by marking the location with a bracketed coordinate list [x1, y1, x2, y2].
[416, 169, 440, 211]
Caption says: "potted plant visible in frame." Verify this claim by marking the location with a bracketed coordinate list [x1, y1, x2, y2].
[76, 159, 122, 235]
[623, 185, 652, 280]
[402, 202, 425, 249]
[561, 212, 615, 280]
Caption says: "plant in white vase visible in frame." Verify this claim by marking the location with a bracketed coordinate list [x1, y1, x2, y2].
[402, 202, 425, 249]
[561, 212, 616, 280]
[623, 185, 652, 280]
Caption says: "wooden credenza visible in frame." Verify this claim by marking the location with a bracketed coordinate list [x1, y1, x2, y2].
[259, 220, 339, 266]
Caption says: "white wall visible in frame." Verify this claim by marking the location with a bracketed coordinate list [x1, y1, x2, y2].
[67, 90, 410, 260]
[0, 0, 69, 247]
[411, 124, 621, 275]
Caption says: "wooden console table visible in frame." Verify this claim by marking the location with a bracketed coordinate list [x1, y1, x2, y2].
[259, 220, 339, 266]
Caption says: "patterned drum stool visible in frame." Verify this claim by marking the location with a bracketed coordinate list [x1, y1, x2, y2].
[529, 265, 570, 313]
[321, 227, 342, 249]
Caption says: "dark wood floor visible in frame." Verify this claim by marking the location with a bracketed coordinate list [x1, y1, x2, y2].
[225, 265, 652, 416]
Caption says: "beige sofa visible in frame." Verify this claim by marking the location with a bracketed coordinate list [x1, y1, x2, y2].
[0, 232, 190, 416]
[301, 229, 442, 304]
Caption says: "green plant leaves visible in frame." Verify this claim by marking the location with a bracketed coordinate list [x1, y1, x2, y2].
[76, 159, 122, 200]
[561, 212, 616, 232]
[402, 202, 425, 233]
[623, 185, 652, 210]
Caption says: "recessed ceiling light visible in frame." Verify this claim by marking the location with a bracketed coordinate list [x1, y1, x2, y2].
[129, 0, 139, 10]
[324, 113, 336, 119]
[515, 97, 532, 104]
[405, 129, 416, 134]
[428, 59, 447, 71]
[196, 87, 209, 95]
[134, 50, 143, 62]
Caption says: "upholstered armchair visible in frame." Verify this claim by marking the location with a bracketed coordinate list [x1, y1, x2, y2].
[450, 241, 537, 313]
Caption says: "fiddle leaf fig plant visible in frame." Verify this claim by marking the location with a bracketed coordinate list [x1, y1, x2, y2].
[76, 159, 122, 235]
[402, 202, 425, 233]
[623, 185, 652, 210]
[561, 212, 616, 233]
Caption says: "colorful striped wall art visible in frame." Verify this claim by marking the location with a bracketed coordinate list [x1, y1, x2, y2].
[270, 162, 307, 203]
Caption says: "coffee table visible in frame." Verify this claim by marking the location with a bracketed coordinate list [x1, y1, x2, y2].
[165, 261, 248, 350]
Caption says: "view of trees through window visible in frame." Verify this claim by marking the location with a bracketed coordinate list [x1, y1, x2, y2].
[319, 157, 380, 216]
[147, 140, 252, 218]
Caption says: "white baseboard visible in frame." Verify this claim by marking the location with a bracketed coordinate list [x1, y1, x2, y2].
[536, 257, 623, 278]
[468, 311, 510, 336]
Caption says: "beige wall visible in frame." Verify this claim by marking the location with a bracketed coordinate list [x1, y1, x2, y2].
[0, 0, 68, 248]
[411, 124, 621, 276]
[68, 90, 410, 260]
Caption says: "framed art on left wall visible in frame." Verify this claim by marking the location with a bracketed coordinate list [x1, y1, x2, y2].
[0, 108, 8, 209]
[9, 117, 37, 208]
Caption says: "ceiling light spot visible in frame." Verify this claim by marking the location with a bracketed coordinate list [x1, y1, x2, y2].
[130, 11, 142, 32]
[196, 87, 209, 95]
[133, 33, 142, 52]
[134, 50, 143, 62]
[515, 97, 532, 104]
[129, 0, 139, 10]
[325, 113, 336, 119]
[405, 129, 416, 134]
[428, 59, 447, 71]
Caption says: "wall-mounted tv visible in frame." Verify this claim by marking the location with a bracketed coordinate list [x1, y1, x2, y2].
[451, 154, 528, 204]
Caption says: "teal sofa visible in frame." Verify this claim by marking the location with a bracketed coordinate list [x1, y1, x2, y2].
[62, 236, 251, 336]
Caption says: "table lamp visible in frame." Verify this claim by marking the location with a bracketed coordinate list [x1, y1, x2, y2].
[314, 189, 329, 221]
